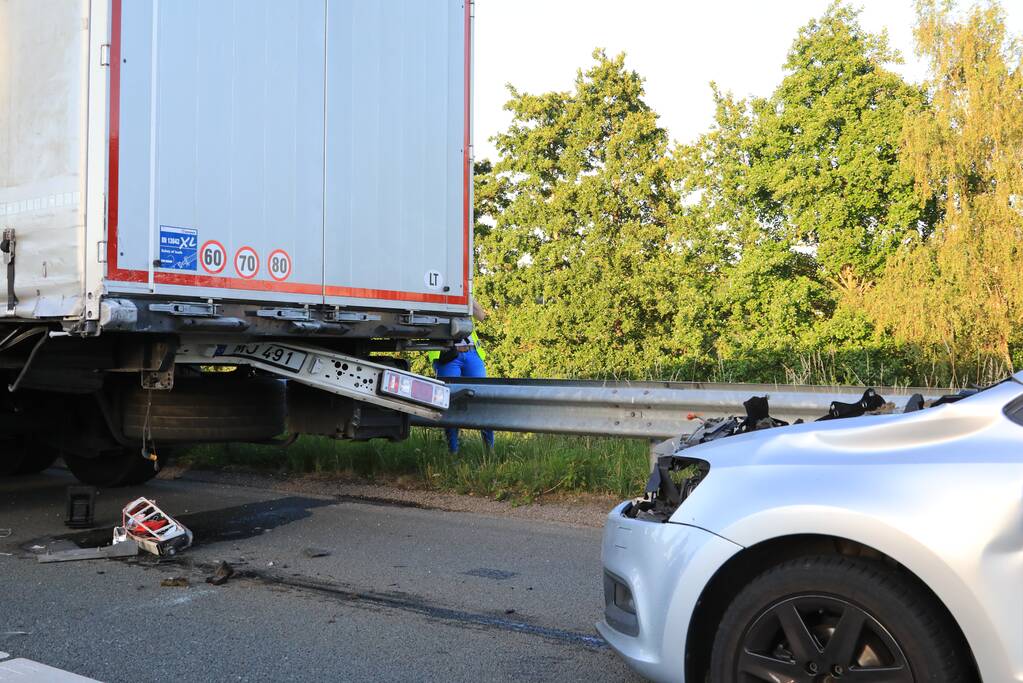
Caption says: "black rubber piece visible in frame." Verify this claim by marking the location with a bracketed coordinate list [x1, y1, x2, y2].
[709, 555, 976, 683]
[120, 374, 286, 443]
[63, 448, 161, 488]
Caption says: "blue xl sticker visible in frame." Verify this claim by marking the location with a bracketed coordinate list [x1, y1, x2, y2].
[159, 225, 198, 271]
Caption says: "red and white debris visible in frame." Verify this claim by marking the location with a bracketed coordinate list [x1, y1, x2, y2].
[115, 497, 193, 556]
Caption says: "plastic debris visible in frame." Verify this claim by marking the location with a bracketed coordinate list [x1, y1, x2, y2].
[119, 497, 193, 556]
[302, 547, 331, 558]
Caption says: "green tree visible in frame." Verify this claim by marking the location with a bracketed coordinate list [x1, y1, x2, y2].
[757, 3, 931, 287]
[675, 3, 930, 380]
[868, 0, 1023, 380]
[474, 51, 713, 379]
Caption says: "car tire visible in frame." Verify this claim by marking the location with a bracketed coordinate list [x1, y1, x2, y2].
[709, 555, 975, 683]
[63, 448, 162, 488]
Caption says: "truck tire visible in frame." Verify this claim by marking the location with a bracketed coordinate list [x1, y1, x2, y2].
[0, 438, 59, 476]
[121, 375, 286, 443]
[0, 439, 25, 476]
[63, 448, 162, 488]
[709, 555, 975, 682]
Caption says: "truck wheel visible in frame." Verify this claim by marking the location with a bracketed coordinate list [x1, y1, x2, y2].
[121, 375, 286, 443]
[63, 448, 161, 488]
[0, 438, 59, 476]
[0, 439, 26, 476]
[709, 555, 975, 683]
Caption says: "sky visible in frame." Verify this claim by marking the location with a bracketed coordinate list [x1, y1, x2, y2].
[473, 0, 1022, 159]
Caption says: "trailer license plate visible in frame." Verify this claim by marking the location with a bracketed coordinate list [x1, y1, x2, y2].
[224, 343, 308, 372]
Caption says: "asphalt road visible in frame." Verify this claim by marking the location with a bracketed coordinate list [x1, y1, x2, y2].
[1, 470, 643, 682]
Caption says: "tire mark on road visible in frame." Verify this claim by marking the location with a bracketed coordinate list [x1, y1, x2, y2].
[165, 558, 609, 651]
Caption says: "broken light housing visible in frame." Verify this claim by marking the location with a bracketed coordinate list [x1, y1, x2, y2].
[379, 369, 450, 410]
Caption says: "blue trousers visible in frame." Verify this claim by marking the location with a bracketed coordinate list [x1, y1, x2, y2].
[433, 347, 495, 453]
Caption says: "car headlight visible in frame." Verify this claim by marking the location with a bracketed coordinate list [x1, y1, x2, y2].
[624, 455, 709, 522]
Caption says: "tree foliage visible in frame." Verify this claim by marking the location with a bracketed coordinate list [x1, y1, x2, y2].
[475, 51, 711, 379]
[868, 0, 1023, 378]
[470, 1, 1022, 386]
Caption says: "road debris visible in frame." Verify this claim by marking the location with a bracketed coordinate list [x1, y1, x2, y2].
[205, 561, 235, 586]
[65, 486, 97, 529]
[302, 547, 331, 558]
[36, 541, 138, 563]
[120, 497, 193, 556]
[160, 577, 190, 588]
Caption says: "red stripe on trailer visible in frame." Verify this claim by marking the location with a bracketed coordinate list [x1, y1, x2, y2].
[104, 0, 472, 306]
[324, 285, 464, 304]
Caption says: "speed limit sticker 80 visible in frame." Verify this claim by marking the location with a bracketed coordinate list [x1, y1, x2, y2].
[267, 249, 292, 281]
[234, 246, 260, 279]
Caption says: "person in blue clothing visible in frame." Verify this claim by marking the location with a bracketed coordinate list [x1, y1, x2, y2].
[428, 300, 495, 454]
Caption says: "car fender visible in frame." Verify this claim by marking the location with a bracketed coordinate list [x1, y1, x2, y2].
[701, 501, 1016, 683]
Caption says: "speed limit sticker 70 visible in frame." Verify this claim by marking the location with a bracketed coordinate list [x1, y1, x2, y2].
[199, 240, 227, 274]
[234, 246, 259, 279]
[267, 249, 292, 281]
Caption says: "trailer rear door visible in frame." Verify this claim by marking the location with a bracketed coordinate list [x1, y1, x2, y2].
[106, 0, 471, 313]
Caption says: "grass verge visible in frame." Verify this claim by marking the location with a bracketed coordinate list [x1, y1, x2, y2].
[176, 429, 650, 504]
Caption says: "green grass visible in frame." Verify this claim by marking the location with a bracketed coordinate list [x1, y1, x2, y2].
[177, 429, 650, 502]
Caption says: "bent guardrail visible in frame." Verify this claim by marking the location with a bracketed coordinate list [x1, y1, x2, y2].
[411, 378, 953, 440]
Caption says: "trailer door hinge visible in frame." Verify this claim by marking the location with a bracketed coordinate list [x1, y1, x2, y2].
[399, 314, 449, 326]
[100, 44, 110, 67]
[256, 307, 311, 322]
[149, 301, 219, 318]
[1, 229, 16, 312]
[324, 310, 381, 323]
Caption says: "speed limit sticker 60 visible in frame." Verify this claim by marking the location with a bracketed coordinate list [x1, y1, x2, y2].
[234, 246, 259, 279]
[267, 249, 292, 281]
[199, 240, 227, 274]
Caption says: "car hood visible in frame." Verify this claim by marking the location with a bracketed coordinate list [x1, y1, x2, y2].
[676, 378, 1023, 469]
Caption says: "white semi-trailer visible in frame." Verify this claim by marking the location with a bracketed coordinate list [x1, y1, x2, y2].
[0, 0, 474, 485]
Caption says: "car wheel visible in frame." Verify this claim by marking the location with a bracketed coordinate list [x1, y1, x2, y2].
[64, 448, 162, 488]
[710, 555, 974, 683]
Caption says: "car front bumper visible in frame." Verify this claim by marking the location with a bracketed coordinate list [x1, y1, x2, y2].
[597, 501, 742, 683]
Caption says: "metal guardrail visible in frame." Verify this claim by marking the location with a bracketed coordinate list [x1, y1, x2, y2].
[412, 378, 954, 440]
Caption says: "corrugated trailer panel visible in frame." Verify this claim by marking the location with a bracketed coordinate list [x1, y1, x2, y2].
[0, 0, 90, 318]
[110, 0, 326, 304]
[323, 0, 468, 308]
[106, 0, 472, 313]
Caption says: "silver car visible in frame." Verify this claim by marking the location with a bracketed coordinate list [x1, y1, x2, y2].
[598, 374, 1023, 683]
